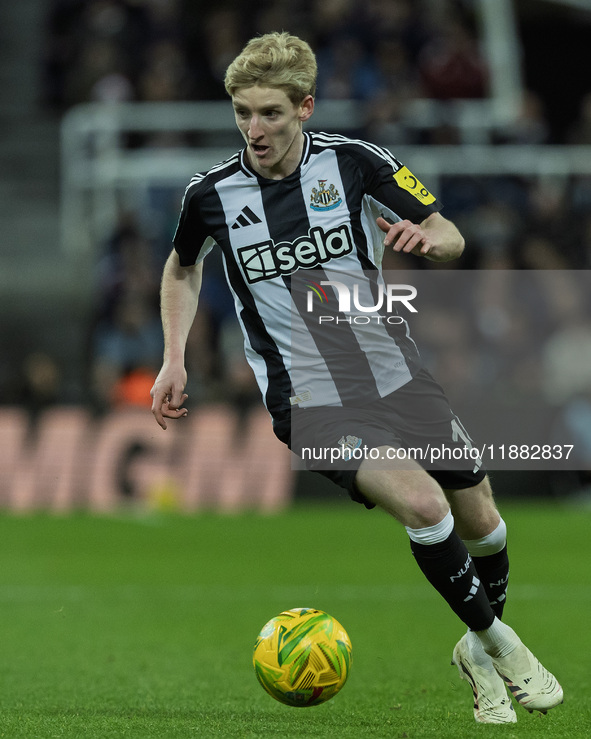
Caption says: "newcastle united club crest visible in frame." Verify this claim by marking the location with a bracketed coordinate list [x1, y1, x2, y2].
[310, 179, 342, 211]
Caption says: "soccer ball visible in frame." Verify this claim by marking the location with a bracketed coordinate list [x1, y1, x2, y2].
[253, 607, 352, 707]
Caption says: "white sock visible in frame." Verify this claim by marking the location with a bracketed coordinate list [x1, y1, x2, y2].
[405, 509, 454, 545]
[463, 517, 507, 556]
[475, 617, 521, 659]
[466, 630, 494, 669]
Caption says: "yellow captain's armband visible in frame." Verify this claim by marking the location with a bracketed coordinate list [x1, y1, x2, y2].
[393, 166, 436, 205]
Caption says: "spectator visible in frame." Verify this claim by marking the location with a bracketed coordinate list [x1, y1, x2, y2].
[15, 352, 63, 419]
[89, 213, 162, 410]
[137, 40, 192, 102]
[524, 180, 581, 268]
[567, 92, 591, 145]
[419, 16, 488, 100]
[495, 90, 550, 145]
[91, 289, 163, 410]
[316, 35, 381, 101]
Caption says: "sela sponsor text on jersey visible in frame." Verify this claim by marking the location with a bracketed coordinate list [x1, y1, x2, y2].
[237, 224, 354, 283]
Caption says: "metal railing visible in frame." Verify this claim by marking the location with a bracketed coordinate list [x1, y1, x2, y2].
[59, 98, 591, 255]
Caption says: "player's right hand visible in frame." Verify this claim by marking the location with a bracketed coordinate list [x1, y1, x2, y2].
[150, 365, 188, 430]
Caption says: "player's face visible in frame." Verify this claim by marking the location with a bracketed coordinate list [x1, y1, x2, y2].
[232, 86, 314, 179]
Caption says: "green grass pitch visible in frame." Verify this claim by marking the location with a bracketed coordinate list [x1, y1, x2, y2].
[0, 499, 589, 738]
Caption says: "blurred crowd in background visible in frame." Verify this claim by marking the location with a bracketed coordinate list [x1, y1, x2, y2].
[11, 0, 591, 474]
[40, 0, 591, 144]
[42, 0, 490, 114]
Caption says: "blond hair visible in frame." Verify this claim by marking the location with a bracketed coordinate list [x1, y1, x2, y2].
[224, 32, 317, 104]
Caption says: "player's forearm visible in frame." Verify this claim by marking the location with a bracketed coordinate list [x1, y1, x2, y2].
[160, 251, 202, 363]
[420, 213, 465, 262]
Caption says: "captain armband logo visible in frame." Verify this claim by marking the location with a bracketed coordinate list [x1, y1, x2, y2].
[393, 166, 436, 205]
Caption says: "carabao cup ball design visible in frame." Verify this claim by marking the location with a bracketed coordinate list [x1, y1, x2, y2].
[253, 607, 352, 707]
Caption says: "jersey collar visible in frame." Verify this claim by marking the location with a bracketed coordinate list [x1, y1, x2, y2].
[238, 132, 312, 181]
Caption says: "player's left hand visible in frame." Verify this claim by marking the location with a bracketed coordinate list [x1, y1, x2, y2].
[150, 363, 189, 430]
[376, 217, 434, 257]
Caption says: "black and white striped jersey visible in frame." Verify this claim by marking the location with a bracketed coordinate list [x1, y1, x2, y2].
[174, 131, 441, 421]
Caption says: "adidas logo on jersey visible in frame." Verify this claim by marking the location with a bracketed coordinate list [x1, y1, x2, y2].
[237, 224, 354, 284]
[231, 206, 262, 230]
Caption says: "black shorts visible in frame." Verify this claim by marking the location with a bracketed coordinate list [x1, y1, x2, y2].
[273, 368, 486, 508]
